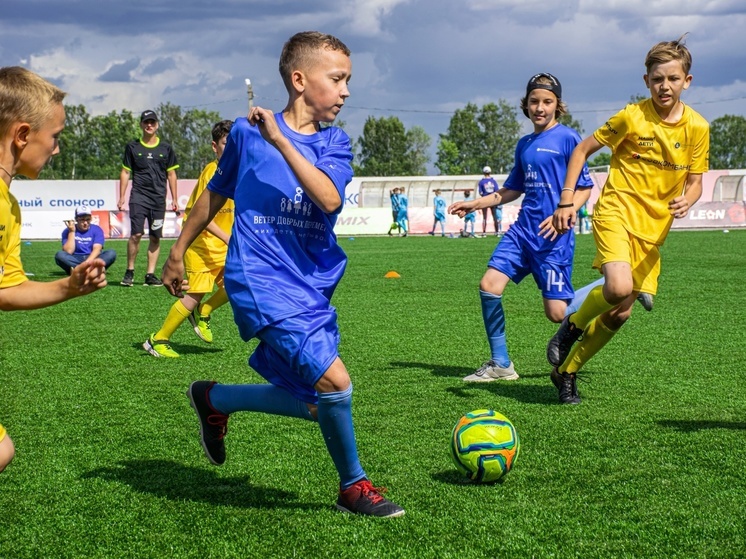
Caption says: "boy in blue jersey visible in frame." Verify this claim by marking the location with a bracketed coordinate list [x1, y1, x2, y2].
[460, 190, 477, 237]
[387, 187, 401, 236]
[449, 73, 593, 382]
[396, 188, 409, 236]
[162, 31, 404, 518]
[429, 189, 447, 236]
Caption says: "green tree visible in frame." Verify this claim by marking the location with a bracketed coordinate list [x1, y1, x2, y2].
[40, 104, 90, 179]
[88, 110, 140, 179]
[404, 125, 431, 175]
[435, 139, 462, 176]
[709, 114, 746, 169]
[41, 106, 139, 180]
[588, 152, 611, 168]
[436, 101, 520, 175]
[156, 102, 221, 179]
[558, 112, 584, 135]
[479, 101, 522, 173]
[355, 116, 430, 176]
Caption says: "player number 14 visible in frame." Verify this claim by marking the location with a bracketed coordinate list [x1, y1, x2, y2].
[545, 270, 565, 292]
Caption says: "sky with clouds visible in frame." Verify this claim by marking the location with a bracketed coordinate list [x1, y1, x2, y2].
[2, 0, 745, 172]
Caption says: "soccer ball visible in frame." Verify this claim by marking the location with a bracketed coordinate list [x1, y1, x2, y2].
[450, 409, 520, 483]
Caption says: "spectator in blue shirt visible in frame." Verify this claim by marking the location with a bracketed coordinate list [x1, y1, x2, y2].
[55, 206, 117, 275]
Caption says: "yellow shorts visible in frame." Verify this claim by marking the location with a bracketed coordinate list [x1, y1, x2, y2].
[187, 269, 224, 295]
[592, 219, 660, 295]
[0, 423, 6, 442]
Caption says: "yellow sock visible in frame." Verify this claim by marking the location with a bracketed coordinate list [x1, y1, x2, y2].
[199, 287, 228, 317]
[570, 285, 615, 330]
[563, 316, 618, 373]
[155, 299, 191, 340]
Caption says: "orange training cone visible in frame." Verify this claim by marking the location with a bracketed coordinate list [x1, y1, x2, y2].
[384, 271, 401, 279]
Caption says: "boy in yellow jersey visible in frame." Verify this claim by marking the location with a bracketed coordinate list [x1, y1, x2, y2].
[0, 66, 108, 471]
[546, 35, 709, 404]
[143, 120, 234, 358]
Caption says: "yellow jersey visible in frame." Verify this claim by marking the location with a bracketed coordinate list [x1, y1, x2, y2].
[0, 178, 28, 290]
[592, 99, 709, 245]
[183, 160, 235, 271]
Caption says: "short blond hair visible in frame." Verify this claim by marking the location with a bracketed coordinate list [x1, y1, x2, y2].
[279, 31, 351, 92]
[645, 34, 692, 75]
[0, 66, 66, 138]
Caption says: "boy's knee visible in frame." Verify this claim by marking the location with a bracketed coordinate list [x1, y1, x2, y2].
[316, 372, 351, 394]
[603, 283, 633, 305]
[479, 276, 501, 295]
[0, 435, 15, 473]
[315, 358, 351, 393]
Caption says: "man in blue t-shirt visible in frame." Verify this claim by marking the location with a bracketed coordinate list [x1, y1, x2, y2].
[55, 206, 117, 275]
[162, 32, 403, 518]
[478, 166, 501, 236]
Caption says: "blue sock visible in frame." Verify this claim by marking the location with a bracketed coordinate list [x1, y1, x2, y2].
[208, 383, 313, 420]
[565, 277, 605, 317]
[317, 385, 366, 489]
[480, 290, 510, 368]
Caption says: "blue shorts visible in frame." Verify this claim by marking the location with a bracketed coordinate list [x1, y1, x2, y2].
[464, 213, 476, 223]
[434, 212, 446, 222]
[487, 230, 574, 300]
[248, 310, 340, 405]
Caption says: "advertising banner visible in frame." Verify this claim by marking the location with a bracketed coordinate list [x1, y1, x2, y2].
[15, 172, 746, 239]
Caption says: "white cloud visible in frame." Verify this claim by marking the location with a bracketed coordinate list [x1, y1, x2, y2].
[342, 0, 412, 36]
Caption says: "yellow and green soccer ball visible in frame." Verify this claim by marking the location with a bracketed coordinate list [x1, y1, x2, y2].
[450, 409, 520, 483]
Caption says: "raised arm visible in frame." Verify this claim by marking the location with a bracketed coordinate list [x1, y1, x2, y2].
[248, 106, 342, 213]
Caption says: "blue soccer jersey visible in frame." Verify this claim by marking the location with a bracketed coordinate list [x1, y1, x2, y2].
[207, 115, 353, 340]
[433, 195, 446, 220]
[463, 196, 476, 222]
[479, 177, 498, 197]
[502, 124, 593, 261]
[396, 194, 408, 222]
[390, 192, 401, 212]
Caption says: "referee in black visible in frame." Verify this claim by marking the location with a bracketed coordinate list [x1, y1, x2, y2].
[118, 110, 179, 286]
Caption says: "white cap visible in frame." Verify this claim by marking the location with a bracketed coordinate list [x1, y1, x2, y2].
[483, 166, 491, 174]
[75, 205, 91, 218]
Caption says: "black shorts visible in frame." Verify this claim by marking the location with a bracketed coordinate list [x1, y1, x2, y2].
[129, 203, 165, 238]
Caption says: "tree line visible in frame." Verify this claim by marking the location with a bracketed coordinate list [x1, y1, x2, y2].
[38, 101, 746, 181]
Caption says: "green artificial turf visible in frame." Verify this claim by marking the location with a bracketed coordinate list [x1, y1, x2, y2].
[1, 230, 744, 558]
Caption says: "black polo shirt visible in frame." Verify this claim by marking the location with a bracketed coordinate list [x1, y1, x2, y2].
[122, 137, 178, 209]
